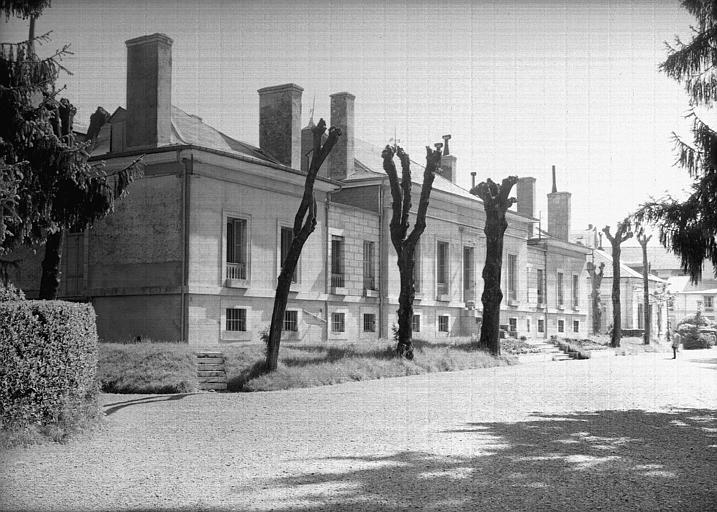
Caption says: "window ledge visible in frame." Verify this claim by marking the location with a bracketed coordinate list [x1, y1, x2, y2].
[536, 303, 545, 310]
[572, 306, 581, 312]
[225, 279, 249, 289]
[557, 305, 565, 310]
[364, 289, 379, 298]
[508, 299, 519, 307]
[331, 287, 348, 295]
[437, 294, 451, 302]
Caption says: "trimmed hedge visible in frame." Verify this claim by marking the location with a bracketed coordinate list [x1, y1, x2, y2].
[0, 300, 99, 430]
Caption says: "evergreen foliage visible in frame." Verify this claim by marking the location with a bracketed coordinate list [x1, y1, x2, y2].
[0, 14, 142, 298]
[634, 0, 716, 283]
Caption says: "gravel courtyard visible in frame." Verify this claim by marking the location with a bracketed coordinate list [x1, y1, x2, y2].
[1, 350, 716, 511]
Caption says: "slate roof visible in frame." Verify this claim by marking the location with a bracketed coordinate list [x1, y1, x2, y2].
[593, 249, 666, 283]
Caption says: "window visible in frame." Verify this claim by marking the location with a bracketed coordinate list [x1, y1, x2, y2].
[331, 312, 345, 332]
[363, 241, 376, 290]
[572, 274, 579, 308]
[363, 313, 376, 332]
[573, 320, 580, 333]
[280, 227, 297, 283]
[437, 241, 449, 295]
[538, 319, 545, 333]
[226, 308, 246, 331]
[412, 243, 422, 293]
[509, 318, 517, 333]
[526, 318, 531, 333]
[705, 296, 714, 310]
[438, 315, 449, 332]
[558, 319, 565, 333]
[557, 272, 564, 307]
[637, 303, 644, 329]
[507, 254, 517, 301]
[284, 310, 298, 332]
[331, 235, 345, 288]
[64, 231, 84, 295]
[463, 246, 475, 301]
[226, 218, 248, 279]
[412, 314, 421, 333]
[537, 269, 544, 305]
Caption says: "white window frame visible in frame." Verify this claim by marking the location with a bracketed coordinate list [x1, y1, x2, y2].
[362, 312, 377, 333]
[221, 304, 252, 341]
[557, 318, 565, 333]
[438, 314, 450, 333]
[412, 312, 422, 333]
[507, 254, 518, 303]
[277, 221, 300, 286]
[223, 210, 252, 287]
[573, 319, 580, 333]
[557, 270, 565, 309]
[436, 239, 450, 299]
[572, 274, 580, 309]
[284, 309, 299, 332]
[330, 308, 348, 338]
[329, 228, 346, 293]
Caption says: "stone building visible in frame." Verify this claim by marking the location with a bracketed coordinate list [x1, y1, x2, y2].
[9, 33, 594, 345]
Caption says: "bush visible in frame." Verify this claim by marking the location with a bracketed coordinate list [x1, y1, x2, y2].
[0, 300, 100, 445]
[678, 324, 715, 350]
[677, 311, 715, 329]
[0, 283, 25, 302]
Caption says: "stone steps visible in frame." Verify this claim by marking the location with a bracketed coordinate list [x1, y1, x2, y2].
[196, 351, 227, 391]
[522, 339, 574, 361]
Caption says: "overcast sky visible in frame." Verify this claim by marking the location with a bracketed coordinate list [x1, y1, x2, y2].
[3, 0, 699, 233]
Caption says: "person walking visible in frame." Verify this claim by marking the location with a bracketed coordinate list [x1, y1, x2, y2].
[671, 329, 681, 359]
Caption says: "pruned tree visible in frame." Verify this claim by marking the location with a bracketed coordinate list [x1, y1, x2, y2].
[602, 220, 633, 348]
[265, 119, 340, 372]
[471, 176, 518, 355]
[1, 13, 143, 299]
[634, 0, 716, 284]
[586, 260, 605, 335]
[381, 144, 442, 359]
[637, 230, 652, 344]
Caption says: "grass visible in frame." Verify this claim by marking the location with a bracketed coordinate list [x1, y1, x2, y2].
[98, 343, 198, 393]
[98, 338, 516, 394]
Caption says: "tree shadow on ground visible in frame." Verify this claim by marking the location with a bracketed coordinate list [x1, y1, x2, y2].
[232, 408, 717, 511]
[102, 394, 195, 416]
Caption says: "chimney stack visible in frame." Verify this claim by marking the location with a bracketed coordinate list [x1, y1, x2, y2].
[470, 171, 476, 190]
[258, 83, 303, 168]
[517, 177, 536, 238]
[439, 134, 457, 184]
[125, 33, 173, 149]
[328, 92, 355, 180]
[547, 165, 571, 241]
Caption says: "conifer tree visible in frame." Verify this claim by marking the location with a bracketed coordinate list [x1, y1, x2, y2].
[634, 0, 716, 283]
[0, 4, 142, 298]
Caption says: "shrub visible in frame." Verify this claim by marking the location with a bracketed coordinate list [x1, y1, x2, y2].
[0, 300, 100, 445]
[0, 283, 25, 302]
[677, 311, 715, 329]
[678, 324, 715, 350]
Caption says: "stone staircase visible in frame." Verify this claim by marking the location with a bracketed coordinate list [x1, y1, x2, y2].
[195, 351, 227, 391]
[521, 338, 573, 362]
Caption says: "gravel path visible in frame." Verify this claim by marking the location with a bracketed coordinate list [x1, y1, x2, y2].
[1, 350, 716, 511]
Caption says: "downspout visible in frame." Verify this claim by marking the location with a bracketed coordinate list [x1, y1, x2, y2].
[377, 182, 385, 339]
[324, 195, 330, 342]
[180, 153, 193, 343]
[543, 242, 549, 339]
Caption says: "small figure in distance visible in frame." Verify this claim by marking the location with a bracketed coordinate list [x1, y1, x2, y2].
[671, 329, 681, 359]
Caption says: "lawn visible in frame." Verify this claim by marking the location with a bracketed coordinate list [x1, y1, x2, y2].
[99, 338, 518, 394]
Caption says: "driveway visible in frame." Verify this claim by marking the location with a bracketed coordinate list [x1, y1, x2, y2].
[1, 350, 716, 511]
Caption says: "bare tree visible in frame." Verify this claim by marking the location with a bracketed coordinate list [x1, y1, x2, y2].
[381, 145, 442, 359]
[602, 220, 633, 348]
[586, 260, 605, 335]
[472, 176, 518, 356]
[265, 119, 341, 372]
[637, 230, 652, 344]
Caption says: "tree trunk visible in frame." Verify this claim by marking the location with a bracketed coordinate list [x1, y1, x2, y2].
[610, 243, 622, 348]
[266, 266, 296, 371]
[395, 251, 415, 359]
[39, 230, 62, 299]
[639, 234, 652, 344]
[478, 211, 506, 355]
[587, 262, 604, 335]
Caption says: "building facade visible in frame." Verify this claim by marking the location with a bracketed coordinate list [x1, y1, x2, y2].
[9, 33, 594, 345]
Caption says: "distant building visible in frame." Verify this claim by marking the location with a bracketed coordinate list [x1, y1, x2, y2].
[9, 33, 593, 344]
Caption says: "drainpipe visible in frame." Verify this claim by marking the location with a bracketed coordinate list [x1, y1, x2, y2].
[324, 195, 330, 343]
[377, 182, 385, 339]
[180, 153, 193, 343]
[543, 242, 549, 339]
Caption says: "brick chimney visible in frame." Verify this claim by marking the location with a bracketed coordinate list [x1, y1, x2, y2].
[328, 92, 355, 180]
[517, 177, 536, 237]
[547, 165, 571, 241]
[125, 33, 173, 149]
[258, 83, 303, 168]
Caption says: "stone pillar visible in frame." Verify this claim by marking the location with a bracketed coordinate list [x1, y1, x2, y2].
[328, 92, 355, 180]
[258, 83, 303, 168]
[125, 33, 173, 149]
